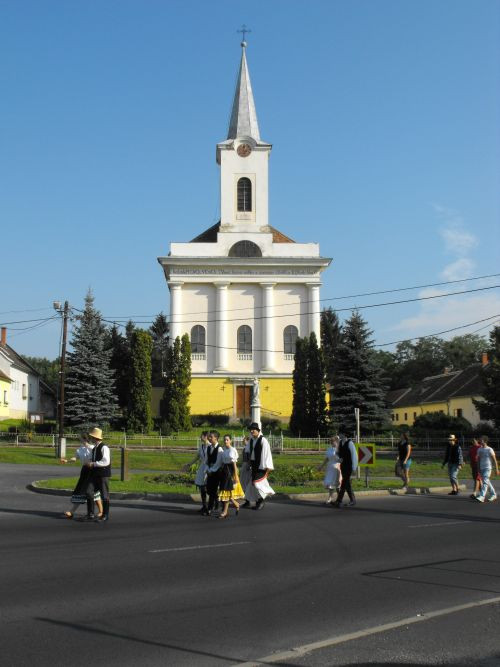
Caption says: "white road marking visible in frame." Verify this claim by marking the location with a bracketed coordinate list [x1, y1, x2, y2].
[235, 595, 500, 666]
[149, 540, 251, 553]
[408, 520, 472, 528]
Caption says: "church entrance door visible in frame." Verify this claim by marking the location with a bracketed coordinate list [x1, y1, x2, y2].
[236, 385, 251, 420]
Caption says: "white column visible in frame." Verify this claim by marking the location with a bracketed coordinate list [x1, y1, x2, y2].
[214, 281, 230, 371]
[307, 283, 321, 341]
[260, 282, 276, 372]
[168, 282, 184, 342]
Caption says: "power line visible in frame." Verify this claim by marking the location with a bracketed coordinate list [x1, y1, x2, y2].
[94, 283, 500, 326]
[0, 307, 53, 316]
[95, 272, 500, 321]
[0, 316, 62, 327]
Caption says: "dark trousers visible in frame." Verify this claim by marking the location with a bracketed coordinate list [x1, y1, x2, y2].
[94, 476, 110, 500]
[337, 468, 355, 503]
[206, 471, 221, 510]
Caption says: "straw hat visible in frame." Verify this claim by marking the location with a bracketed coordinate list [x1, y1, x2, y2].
[88, 427, 103, 441]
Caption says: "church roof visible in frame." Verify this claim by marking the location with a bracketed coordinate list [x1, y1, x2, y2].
[190, 221, 295, 244]
[227, 43, 261, 142]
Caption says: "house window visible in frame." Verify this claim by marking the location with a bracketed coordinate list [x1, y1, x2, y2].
[283, 325, 298, 355]
[190, 325, 206, 355]
[391, 413, 395, 422]
[395, 413, 399, 422]
[237, 325, 252, 359]
[455, 408, 463, 418]
[3, 390, 7, 405]
[22, 384, 27, 400]
[404, 413, 408, 421]
[237, 177, 252, 212]
[413, 412, 417, 420]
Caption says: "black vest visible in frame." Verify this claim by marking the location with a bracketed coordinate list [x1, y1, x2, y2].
[250, 435, 263, 469]
[92, 442, 111, 477]
[338, 439, 353, 470]
[207, 443, 220, 466]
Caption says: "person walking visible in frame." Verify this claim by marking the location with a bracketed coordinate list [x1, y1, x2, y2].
[397, 432, 412, 489]
[61, 434, 103, 520]
[239, 436, 252, 501]
[442, 434, 464, 495]
[218, 435, 244, 519]
[205, 430, 223, 516]
[243, 422, 275, 511]
[318, 436, 342, 504]
[468, 437, 482, 499]
[333, 430, 358, 508]
[87, 427, 111, 522]
[186, 431, 209, 514]
[474, 435, 499, 503]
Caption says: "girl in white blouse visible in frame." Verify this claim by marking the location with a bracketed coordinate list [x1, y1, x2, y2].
[218, 435, 244, 518]
[318, 436, 342, 504]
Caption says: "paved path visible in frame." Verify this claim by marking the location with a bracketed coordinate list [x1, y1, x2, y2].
[1, 464, 500, 666]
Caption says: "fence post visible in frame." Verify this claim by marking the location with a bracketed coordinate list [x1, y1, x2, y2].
[120, 447, 130, 482]
[281, 432, 284, 452]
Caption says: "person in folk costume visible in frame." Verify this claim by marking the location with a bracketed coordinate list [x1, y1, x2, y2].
[332, 428, 358, 508]
[318, 435, 342, 505]
[218, 434, 245, 519]
[204, 430, 224, 516]
[86, 427, 111, 522]
[61, 434, 103, 520]
[186, 431, 209, 514]
[243, 422, 275, 511]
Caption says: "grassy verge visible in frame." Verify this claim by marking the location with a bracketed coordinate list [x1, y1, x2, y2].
[36, 473, 449, 496]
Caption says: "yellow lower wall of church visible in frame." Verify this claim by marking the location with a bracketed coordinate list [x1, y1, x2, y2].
[152, 377, 293, 422]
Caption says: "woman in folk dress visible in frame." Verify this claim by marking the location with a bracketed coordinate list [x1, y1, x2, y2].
[318, 436, 342, 504]
[61, 435, 103, 519]
[218, 435, 244, 518]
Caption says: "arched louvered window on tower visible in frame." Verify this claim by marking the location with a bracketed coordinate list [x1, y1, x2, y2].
[237, 177, 252, 212]
[283, 325, 298, 358]
[237, 325, 252, 360]
[191, 325, 206, 359]
[228, 240, 262, 258]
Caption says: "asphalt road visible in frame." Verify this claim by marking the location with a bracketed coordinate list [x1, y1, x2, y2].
[1, 463, 500, 666]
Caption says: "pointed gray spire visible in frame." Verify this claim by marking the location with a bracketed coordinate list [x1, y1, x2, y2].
[227, 43, 261, 141]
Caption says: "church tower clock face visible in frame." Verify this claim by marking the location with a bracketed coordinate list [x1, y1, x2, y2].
[237, 143, 252, 157]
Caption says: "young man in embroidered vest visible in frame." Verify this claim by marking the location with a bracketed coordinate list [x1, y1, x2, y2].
[87, 427, 111, 522]
[243, 422, 275, 511]
[205, 430, 223, 516]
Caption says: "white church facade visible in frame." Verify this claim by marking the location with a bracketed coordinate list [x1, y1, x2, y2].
[157, 42, 331, 422]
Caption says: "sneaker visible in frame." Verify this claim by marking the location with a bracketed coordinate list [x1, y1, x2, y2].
[487, 495, 498, 503]
[475, 496, 485, 503]
[469, 494, 477, 499]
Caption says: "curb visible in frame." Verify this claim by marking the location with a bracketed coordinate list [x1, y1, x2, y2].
[29, 481, 467, 503]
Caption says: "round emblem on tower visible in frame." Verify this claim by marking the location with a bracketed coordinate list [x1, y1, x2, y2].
[237, 143, 252, 158]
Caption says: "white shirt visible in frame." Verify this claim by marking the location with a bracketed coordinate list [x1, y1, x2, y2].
[477, 446, 495, 470]
[206, 444, 224, 473]
[245, 434, 274, 471]
[222, 446, 238, 464]
[75, 444, 93, 464]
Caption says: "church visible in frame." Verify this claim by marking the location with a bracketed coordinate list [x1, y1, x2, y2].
[157, 41, 331, 423]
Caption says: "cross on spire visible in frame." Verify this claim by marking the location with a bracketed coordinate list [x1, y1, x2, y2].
[237, 24, 251, 45]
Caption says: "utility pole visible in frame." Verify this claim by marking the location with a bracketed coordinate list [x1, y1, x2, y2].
[54, 301, 69, 458]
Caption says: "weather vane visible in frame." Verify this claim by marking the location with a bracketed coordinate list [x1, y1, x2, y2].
[237, 24, 251, 44]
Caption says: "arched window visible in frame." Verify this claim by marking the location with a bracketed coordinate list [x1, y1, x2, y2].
[237, 325, 252, 353]
[237, 177, 252, 212]
[191, 325, 206, 354]
[283, 325, 298, 355]
[228, 240, 262, 258]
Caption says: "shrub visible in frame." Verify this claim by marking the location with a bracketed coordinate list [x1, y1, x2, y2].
[261, 417, 281, 432]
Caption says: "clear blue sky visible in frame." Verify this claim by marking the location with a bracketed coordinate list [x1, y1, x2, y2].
[1, 0, 499, 359]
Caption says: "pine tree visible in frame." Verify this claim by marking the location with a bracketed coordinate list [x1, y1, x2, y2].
[149, 313, 170, 386]
[321, 307, 342, 388]
[126, 330, 153, 432]
[474, 326, 500, 428]
[307, 332, 328, 436]
[329, 311, 389, 433]
[160, 334, 191, 433]
[290, 337, 309, 436]
[65, 290, 118, 431]
[106, 325, 131, 416]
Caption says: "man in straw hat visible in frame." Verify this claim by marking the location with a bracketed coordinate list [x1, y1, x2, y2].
[86, 427, 111, 521]
[242, 422, 275, 510]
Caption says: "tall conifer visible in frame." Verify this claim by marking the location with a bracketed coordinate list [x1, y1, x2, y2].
[126, 330, 153, 432]
[290, 337, 309, 436]
[160, 334, 191, 433]
[65, 291, 118, 430]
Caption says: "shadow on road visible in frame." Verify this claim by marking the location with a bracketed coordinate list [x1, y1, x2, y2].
[35, 616, 241, 664]
[0, 506, 65, 520]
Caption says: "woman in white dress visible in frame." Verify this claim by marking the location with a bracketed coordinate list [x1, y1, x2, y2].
[186, 431, 209, 514]
[318, 436, 342, 504]
[218, 435, 244, 518]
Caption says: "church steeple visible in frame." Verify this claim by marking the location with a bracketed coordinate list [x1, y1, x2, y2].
[227, 42, 261, 142]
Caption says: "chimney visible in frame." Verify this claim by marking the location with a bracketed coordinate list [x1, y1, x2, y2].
[0, 327, 6, 346]
[482, 352, 489, 367]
